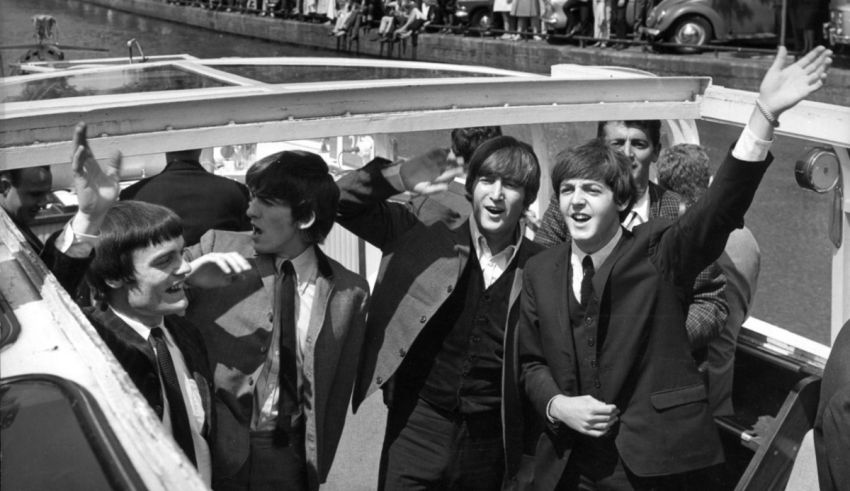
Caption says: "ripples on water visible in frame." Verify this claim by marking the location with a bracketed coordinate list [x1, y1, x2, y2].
[0, 0, 835, 344]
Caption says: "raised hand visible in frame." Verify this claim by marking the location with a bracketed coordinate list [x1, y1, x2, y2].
[399, 148, 464, 195]
[759, 46, 832, 117]
[549, 394, 620, 437]
[186, 252, 253, 289]
[70, 122, 122, 234]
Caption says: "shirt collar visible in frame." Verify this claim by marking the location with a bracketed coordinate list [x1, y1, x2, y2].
[572, 226, 623, 272]
[468, 217, 523, 264]
[632, 186, 650, 222]
[274, 246, 318, 289]
[108, 305, 163, 341]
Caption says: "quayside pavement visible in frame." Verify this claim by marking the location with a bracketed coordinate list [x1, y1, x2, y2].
[81, 0, 848, 106]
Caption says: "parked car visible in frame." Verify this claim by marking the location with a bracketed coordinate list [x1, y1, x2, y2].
[825, 0, 850, 49]
[642, 0, 780, 50]
[455, 0, 495, 33]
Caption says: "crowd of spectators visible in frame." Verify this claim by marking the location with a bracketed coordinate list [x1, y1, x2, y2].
[166, 0, 662, 46]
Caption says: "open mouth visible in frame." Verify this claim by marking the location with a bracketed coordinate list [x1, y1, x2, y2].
[252, 224, 264, 236]
[571, 212, 591, 223]
[165, 281, 184, 294]
[484, 205, 504, 215]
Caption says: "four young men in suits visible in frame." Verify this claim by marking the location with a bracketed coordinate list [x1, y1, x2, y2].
[21, 45, 833, 490]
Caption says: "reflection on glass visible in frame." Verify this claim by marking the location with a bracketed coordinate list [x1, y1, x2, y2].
[2, 65, 232, 102]
[215, 65, 506, 84]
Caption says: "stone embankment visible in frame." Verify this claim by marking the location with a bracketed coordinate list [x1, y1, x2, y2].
[84, 0, 848, 106]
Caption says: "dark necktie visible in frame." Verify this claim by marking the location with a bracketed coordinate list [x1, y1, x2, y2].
[580, 255, 595, 307]
[149, 327, 197, 466]
[275, 260, 299, 436]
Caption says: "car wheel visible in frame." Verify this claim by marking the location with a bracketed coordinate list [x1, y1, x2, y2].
[470, 9, 494, 34]
[666, 15, 713, 52]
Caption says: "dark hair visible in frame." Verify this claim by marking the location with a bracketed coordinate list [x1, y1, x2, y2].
[86, 201, 183, 303]
[165, 149, 202, 163]
[451, 126, 502, 164]
[597, 120, 662, 150]
[551, 138, 636, 217]
[1, 166, 51, 187]
[656, 143, 711, 208]
[464, 136, 541, 207]
[246, 150, 339, 244]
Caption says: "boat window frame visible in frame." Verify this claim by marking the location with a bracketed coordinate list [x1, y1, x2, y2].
[0, 373, 146, 490]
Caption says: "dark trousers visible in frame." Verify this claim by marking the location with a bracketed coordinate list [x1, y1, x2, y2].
[215, 429, 308, 491]
[556, 439, 722, 491]
[379, 397, 504, 490]
[611, 4, 628, 41]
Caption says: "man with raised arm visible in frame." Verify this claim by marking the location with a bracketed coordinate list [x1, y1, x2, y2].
[337, 136, 544, 490]
[517, 46, 832, 489]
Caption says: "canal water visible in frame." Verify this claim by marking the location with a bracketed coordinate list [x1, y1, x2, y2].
[0, 0, 835, 345]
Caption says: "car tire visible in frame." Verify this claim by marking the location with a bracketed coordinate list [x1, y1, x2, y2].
[469, 9, 494, 35]
[666, 15, 713, 53]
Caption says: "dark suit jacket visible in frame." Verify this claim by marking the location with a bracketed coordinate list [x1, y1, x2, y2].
[815, 320, 850, 491]
[120, 159, 250, 246]
[518, 151, 771, 485]
[336, 158, 543, 482]
[535, 179, 728, 356]
[83, 305, 216, 436]
[183, 231, 370, 490]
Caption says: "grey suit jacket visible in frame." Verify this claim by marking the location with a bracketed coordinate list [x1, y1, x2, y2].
[183, 230, 369, 490]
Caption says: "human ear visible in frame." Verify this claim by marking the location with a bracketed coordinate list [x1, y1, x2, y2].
[105, 278, 125, 289]
[297, 212, 316, 230]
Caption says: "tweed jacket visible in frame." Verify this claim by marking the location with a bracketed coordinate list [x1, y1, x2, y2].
[518, 151, 771, 486]
[183, 231, 369, 490]
[335, 158, 543, 481]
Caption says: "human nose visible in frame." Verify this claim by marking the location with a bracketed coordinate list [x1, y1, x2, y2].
[175, 257, 191, 277]
[246, 199, 258, 219]
[570, 189, 587, 209]
[488, 180, 504, 199]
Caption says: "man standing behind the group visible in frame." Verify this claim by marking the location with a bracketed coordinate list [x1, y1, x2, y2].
[518, 46, 831, 489]
[337, 136, 543, 489]
[656, 143, 761, 416]
[120, 148, 251, 246]
[182, 150, 370, 490]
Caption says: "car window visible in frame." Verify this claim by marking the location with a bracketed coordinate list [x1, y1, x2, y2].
[0, 375, 144, 490]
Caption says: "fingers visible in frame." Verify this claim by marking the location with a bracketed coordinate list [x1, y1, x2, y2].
[769, 45, 789, 73]
[206, 253, 252, 275]
[797, 45, 829, 71]
[73, 122, 88, 149]
[106, 151, 123, 178]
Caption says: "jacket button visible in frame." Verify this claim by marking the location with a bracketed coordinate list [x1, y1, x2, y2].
[594, 380, 601, 388]
[587, 338, 595, 347]
[260, 345, 268, 353]
[399, 348, 406, 357]
[585, 316, 592, 325]
[590, 360, 597, 368]
[420, 315, 427, 323]
[376, 376, 383, 385]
